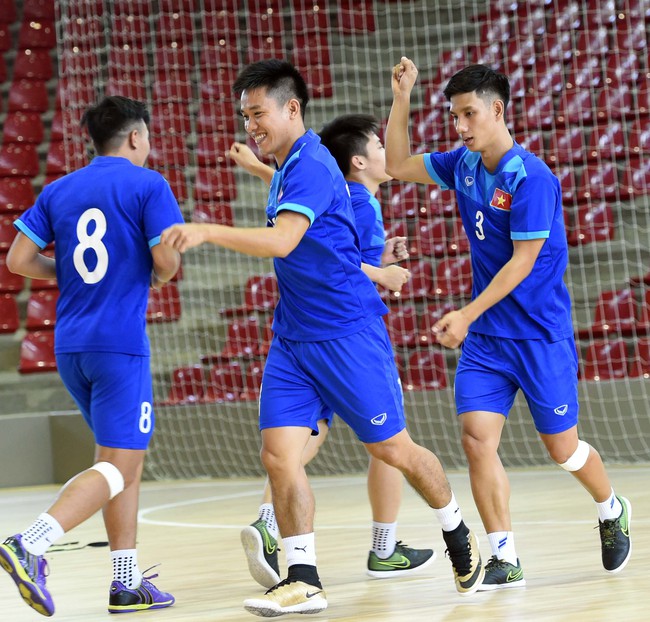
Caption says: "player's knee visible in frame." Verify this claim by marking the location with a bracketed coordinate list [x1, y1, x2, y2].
[556, 439, 591, 472]
[89, 461, 125, 499]
[460, 429, 493, 460]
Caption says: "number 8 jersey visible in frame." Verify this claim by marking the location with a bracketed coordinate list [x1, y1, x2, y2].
[423, 142, 574, 342]
[14, 156, 184, 356]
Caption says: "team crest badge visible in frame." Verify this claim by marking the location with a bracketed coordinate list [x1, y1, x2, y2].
[490, 188, 512, 211]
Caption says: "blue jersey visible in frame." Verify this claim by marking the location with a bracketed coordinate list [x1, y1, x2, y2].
[15, 156, 184, 355]
[424, 143, 573, 341]
[267, 130, 387, 341]
[348, 181, 385, 268]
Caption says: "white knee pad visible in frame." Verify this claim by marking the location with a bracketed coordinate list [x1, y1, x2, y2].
[558, 440, 591, 472]
[90, 461, 125, 499]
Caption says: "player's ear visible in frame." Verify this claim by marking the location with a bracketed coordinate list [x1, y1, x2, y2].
[351, 154, 366, 171]
[127, 129, 139, 150]
[494, 99, 505, 121]
[287, 98, 301, 120]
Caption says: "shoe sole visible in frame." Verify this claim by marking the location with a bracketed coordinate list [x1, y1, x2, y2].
[243, 597, 328, 617]
[241, 526, 281, 589]
[108, 600, 175, 614]
[605, 496, 632, 574]
[367, 550, 437, 579]
[0, 545, 54, 617]
[477, 578, 526, 592]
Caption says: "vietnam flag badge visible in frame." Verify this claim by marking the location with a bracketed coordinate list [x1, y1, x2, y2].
[490, 188, 512, 211]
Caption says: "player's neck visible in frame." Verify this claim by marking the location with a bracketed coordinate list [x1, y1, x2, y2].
[480, 131, 514, 173]
[346, 171, 380, 196]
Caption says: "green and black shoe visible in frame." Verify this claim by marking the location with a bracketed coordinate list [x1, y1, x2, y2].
[599, 495, 632, 573]
[477, 555, 525, 591]
[241, 519, 281, 588]
[367, 541, 436, 578]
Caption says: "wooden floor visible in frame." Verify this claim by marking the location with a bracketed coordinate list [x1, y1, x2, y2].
[0, 465, 648, 621]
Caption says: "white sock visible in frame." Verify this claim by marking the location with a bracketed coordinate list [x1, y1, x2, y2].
[433, 493, 462, 532]
[283, 533, 317, 567]
[111, 549, 143, 589]
[371, 521, 397, 558]
[487, 531, 518, 566]
[597, 489, 622, 522]
[258, 503, 279, 539]
[21, 513, 64, 556]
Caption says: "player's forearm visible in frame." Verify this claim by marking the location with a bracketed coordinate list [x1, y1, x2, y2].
[151, 247, 181, 287]
[385, 93, 413, 178]
[361, 263, 382, 284]
[6, 234, 56, 280]
[251, 163, 274, 186]
[202, 224, 298, 258]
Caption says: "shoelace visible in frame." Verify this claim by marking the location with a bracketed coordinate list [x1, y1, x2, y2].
[444, 536, 472, 576]
[484, 556, 507, 571]
[264, 577, 296, 595]
[597, 520, 620, 548]
[141, 564, 161, 582]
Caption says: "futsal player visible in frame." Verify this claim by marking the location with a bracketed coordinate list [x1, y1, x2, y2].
[0, 96, 182, 616]
[162, 59, 484, 617]
[230, 114, 435, 587]
[385, 58, 632, 590]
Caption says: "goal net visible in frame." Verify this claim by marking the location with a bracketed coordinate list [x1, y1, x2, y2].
[53, 0, 650, 479]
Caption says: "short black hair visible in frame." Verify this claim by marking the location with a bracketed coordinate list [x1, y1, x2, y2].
[232, 59, 310, 119]
[318, 114, 379, 177]
[443, 64, 510, 111]
[81, 96, 149, 154]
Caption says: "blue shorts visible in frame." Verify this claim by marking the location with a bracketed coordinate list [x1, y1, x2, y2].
[56, 352, 155, 450]
[455, 333, 579, 434]
[260, 317, 406, 443]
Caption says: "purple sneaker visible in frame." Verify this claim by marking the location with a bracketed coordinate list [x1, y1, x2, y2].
[0, 534, 55, 617]
[108, 567, 175, 614]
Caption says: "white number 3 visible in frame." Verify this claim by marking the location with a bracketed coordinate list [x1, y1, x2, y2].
[73, 208, 109, 284]
[475, 210, 486, 240]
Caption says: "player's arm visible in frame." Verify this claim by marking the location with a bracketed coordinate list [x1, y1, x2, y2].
[229, 142, 274, 186]
[385, 56, 432, 184]
[150, 244, 181, 289]
[362, 262, 411, 292]
[6, 232, 56, 280]
[434, 238, 546, 348]
[161, 211, 310, 258]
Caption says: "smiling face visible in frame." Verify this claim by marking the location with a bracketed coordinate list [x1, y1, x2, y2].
[240, 87, 302, 166]
[448, 90, 504, 153]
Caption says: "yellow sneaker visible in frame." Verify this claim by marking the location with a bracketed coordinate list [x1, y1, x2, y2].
[243, 579, 327, 617]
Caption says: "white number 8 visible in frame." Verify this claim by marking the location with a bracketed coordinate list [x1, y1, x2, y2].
[73, 208, 109, 284]
[139, 402, 152, 434]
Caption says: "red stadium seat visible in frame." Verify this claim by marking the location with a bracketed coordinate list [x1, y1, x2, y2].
[564, 55, 603, 91]
[408, 218, 444, 258]
[0, 52, 6, 82]
[191, 202, 234, 226]
[0, 178, 35, 214]
[539, 31, 572, 63]
[554, 164, 579, 204]
[615, 20, 648, 52]
[204, 361, 245, 403]
[424, 187, 456, 219]
[156, 13, 196, 46]
[17, 19, 56, 49]
[628, 120, 650, 157]
[479, 14, 510, 43]
[546, 0, 583, 32]
[214, 316, 263, 361]
[637, 291, 650, 334]
[386, 260, 433, 302]
[259, 315, 274, 356]
[25, 289, 58, 330]
[2, 112, 44, 145]
[202, 11, 239, 45]
[148, 134, 189, 169]
[8, 80, 49, 113]
[622, 159, 650, 198]
[515, 93, 554, 132]
[150, 103, 192, 136]
[152, 70, 194, 103]
[605, 52, 640, 88]
[587, 123, 626, 161]
[556, 89, 595, 126]
[0, 252, 25, 293]
[22, 0, 55, 20]
[246, 35, 285, 64]
[299, 65, 333, 99]
[410, 106, 452, 146]
[0, 0, 17, 23]
[518, 131, 545, 159]
[416, 301, 457, 347]
[384, 183, 420, 220]
[110, 15, 150, 47]
[432, 256, 472, 298]
[13, 49, 53, 81]
[45, 140, 87, 175]
[338, 0, 376, 34]
[582, 339, 628, 381]
[505, 38, 536, 70]
[163, 169, 189, 203]
[571, 201, 615, 245]
[584, 0, 617, 27]
[220, 274, 279, 317]
[164, 365, 206, 405]
[513, 4, 546, 39]
[384, 220, 408, 246]
[547, 128, 586, 165]
[0, 294, 19, 333]
[574, 26, 610, 57]
[194, 167, 237, 202]
[0, 144, 39, 178]
[595, 85, 634, 122]
[404, 348, 448, 391]
[18, 330, 57, 374]
[578, 289, 637, 339]
[146, 283, 182, 323]
[196, 100, 239, 135]
[628, 338, 650, 378]
[577, 163, 619, 202]
[292, 3, 331, 33]
[448, 217, 470, 255]
[240, 360, 265, 401]
[196, 133, 234, 168]
[385, 305, 418, 349]
[199, 47, 240, 99]
[293, 33, 332, 66]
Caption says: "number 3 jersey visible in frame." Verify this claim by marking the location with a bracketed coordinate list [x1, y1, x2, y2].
[14, 156, 184, 355]
[423, 143, 573, 342]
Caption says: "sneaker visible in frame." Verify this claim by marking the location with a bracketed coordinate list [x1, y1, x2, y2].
[443, 527, 484, 595]
[108, 567, 175, 614]
[0, 534, 54, 617]
[241, 519, 281, 589]
[367, 541, 436, 579]
[243, 578, 327, 617]
[477, 556, 526, 591]
[599, 495, 632, 573]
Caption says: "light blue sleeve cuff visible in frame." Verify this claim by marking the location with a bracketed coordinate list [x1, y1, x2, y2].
[511, 230, 550, 240]
[149, 235, 161, 248]
[423, 154, 452, 190]
[277, 203, 315, 226]
[14, 219, 48, 249]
